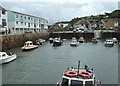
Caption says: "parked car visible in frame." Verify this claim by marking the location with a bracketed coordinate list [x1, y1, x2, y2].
[24, 30, 33, 33]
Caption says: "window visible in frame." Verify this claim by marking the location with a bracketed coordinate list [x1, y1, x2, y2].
[16, 21, 18, 24]
[61, 78, 69, 86]
[2, 19, 6, 28]
[24, 16, 26, 19]
[25, 22, 26, 25]
[16, 14, 18, 18]
[31, 18, 32, 20]
[28, 17, 30, 20]
[2, 54, 6, 57]
[28, 23, 30, 27]
[21, 22, 23, 25]
[2, 10, 5, 14]
[71, 80, 83, 86]
[85, 81, 93, 86]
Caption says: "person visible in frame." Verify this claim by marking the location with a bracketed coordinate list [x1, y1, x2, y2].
[5, 28, 7, 34]
[8, 28, 11, 34]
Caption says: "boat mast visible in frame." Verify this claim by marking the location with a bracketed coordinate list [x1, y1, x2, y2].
[77, 61, 80, 74]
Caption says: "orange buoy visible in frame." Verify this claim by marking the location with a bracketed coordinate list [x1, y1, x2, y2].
[79, 72, 91, 77]
[65, 71, 78, 77]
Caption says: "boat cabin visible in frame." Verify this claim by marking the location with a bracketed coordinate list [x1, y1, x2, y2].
[24, 41, 33, 46]
[58, 67, 96, 86]
[0, 52, 7, 59]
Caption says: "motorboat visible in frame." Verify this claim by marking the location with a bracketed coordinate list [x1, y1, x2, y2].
[70, 37, 78, 46]
[104, 39, 114, 47]
[56, 61, 101, 86]
[0, 52, 17, 64]
[78, 37, 84, 43]
[49, 37, 54, 43]
[92, 38, 98, 44]
[53, 37, 63, 46]
[34, 39, 46, 45]
[22, 41, 38, 51]
[112, 37, 118, 43]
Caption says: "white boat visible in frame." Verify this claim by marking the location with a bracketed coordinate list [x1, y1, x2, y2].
[70, 37, 78, 46]
[49, 37, 54, 43]
[56, 61, 101, 86]
[78, 37, 85, 43]
[0, 52, 17, 64]
[22, 41, 38, 51]
[38, 39, 46, 43]
[53, 37, 63, 46]
[104, 39, 114, 47]
[112, 37, 118, 43]
[34, 39, 46, 45]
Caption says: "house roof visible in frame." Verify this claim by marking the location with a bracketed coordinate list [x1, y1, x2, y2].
[75, 19, 89, 25]
[0, 6, 6, 11]
[7, 10, 47, 21]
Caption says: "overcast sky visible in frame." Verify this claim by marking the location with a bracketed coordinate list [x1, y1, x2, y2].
[1, 0, 119, 24]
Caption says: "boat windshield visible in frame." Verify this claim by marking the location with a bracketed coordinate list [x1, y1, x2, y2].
[61, 78, 69, 86]
[71, 80, 83, 86]
[85, 81, 93, 86]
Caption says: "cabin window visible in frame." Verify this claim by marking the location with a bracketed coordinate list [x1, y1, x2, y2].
[0, 55, 1, 58]
[61, 78, 69, 86]
[30, 43, 32, 45]
[2, 54, 6, 57]
[71, 80, 83, 86]
[85, 81, 93, 86]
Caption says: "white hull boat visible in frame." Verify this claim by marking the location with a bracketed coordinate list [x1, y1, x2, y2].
[0, 52, 17, 64]
[22, 41, 38, 51]
[56, 61, 101, 86]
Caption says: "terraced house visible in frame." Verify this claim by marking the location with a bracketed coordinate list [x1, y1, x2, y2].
[7, 10, 48, 34]
[0, 6, 8, 34]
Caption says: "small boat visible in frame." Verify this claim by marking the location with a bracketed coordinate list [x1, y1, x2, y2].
[78, 37, 84, 43]
[22, 41, 38, 51]
[112, 37, 118, 43]
[0, 52, 17, 64]
[70, 37, 78, 46]
[49, 37, 54, 43]
[53, 37, 63, 46]
[34, 39, 46, 45]
[56, 61, 101, 86]
[104, 39, 114, 47]
[92, 38, 98, 44]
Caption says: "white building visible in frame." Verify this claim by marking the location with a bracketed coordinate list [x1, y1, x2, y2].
[7, 10, 48, 34]
[0, 6, 8, 34]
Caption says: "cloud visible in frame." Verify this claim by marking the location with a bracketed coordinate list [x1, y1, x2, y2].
[1, 1, 119, 24]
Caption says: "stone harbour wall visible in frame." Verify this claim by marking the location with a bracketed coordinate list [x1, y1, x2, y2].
[0, 32, 50, 51]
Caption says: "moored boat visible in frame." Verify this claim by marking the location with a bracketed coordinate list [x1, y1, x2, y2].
[22, 41, 38, 51]
[104, 39, 114, 47]
[92, 38, 98, 44]
[53, 37, 63, 46]
[70, 37, 78, 46]
[34, 39, 46, 45]
[112, 37, 118, 43]
[0, 52, 17, 64]
[78, 37, 84, 43]
[49, 37, 54, 43]
[56, 61, 101, 86]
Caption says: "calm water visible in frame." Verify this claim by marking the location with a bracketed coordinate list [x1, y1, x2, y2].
[2, 40, 118, 84]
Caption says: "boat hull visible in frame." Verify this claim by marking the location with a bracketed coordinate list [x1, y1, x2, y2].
[104, 44, 114, 47]
[22, 46, 38, 51]
[53, 42, 62, 46]
[70, 43, 77, 47]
